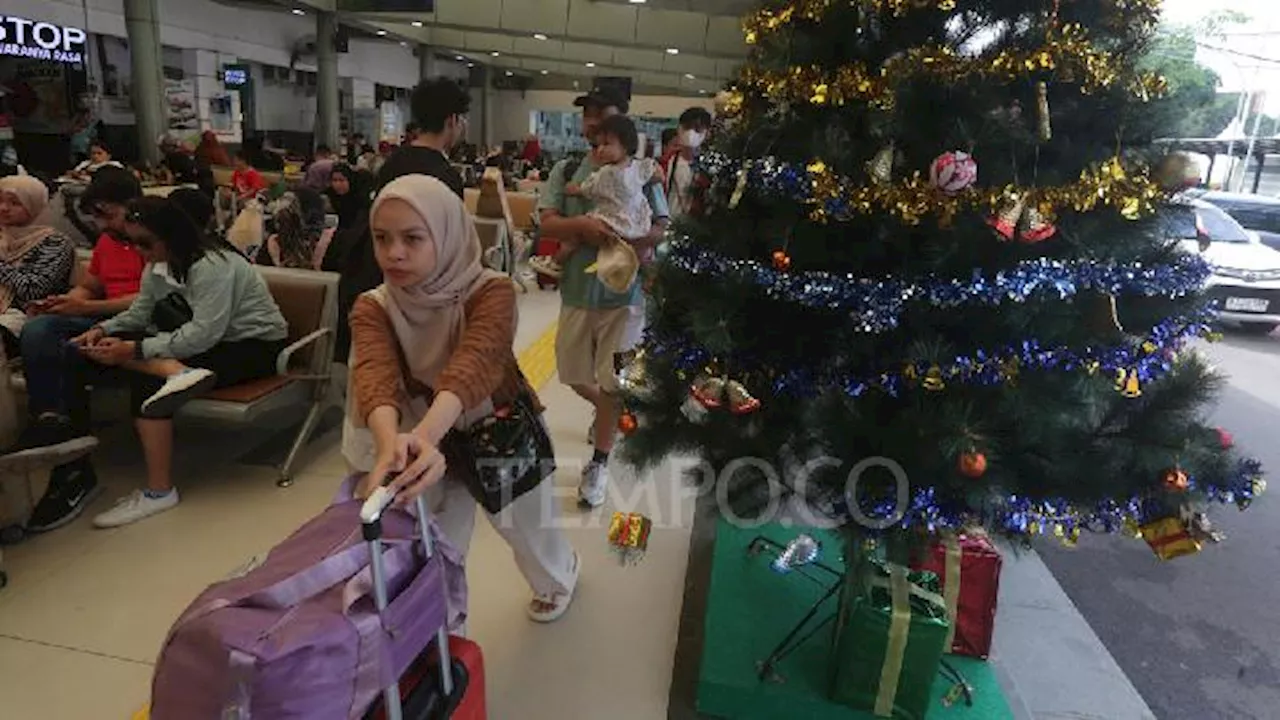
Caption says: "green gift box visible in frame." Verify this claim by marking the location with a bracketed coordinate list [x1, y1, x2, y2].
[830, 561, 951, 719]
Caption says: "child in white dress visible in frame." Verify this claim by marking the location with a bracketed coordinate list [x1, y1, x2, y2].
[531, 115, 658, 292]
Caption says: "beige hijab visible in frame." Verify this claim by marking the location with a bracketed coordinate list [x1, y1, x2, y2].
[0, 176, 55, 264]
[370, 174, 507, 394]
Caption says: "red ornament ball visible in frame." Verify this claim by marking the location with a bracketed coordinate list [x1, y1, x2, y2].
[618, 412, 639, 435]
[1217, 427, 1234, 449]
[958, 451, 987, 478]
[1161, 467, 1189, 492]
[771, 250, 792, 271]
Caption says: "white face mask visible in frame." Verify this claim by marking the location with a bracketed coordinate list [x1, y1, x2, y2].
[681, 129, 705, 149]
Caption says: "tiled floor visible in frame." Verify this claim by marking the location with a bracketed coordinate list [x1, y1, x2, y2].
[0, 286, 695, 719]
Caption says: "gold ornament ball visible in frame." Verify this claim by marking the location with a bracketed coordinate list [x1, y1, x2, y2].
[618, 412, 639, 435]
[771, 249, 792, 271]
[1161, 466, 1189, 493]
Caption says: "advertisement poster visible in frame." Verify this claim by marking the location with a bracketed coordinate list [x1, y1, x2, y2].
[4, 60, 70, 133]
[165, 78, 197, 130]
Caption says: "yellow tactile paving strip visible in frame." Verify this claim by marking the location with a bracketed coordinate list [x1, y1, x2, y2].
[517, 321, 559, 391]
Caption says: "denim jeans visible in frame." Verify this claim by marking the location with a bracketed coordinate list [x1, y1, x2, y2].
[19, 314, 99, 424]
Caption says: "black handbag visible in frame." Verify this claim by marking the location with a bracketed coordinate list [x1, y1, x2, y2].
[151, 292, 193, 332]
[442, 389, 556, 514]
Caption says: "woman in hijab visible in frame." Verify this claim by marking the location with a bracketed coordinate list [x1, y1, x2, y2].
[344, 174, 579, 623]
[257, 187, 333, 270]
[0, 176, 75, 354]
[325, 163, 371, 232]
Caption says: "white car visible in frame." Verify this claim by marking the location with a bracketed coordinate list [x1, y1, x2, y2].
[1170, 199, 1280, 334]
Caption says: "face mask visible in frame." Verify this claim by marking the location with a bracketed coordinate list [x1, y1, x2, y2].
[681, 129, 705, 149]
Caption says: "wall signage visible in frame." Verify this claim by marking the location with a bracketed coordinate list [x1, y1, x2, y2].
[0, 16, 87, 64]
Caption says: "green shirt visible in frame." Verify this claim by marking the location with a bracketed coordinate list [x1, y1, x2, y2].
[538, 155, 669, 309]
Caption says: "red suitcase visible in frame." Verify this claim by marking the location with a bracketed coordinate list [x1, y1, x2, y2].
[361, 487, 487, 720]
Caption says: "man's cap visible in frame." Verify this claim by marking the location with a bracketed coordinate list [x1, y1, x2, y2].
[574, 86, 629, 115]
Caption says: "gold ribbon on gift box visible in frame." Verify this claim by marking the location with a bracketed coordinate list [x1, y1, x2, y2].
[940, 534, 962, 652]
[868, 564, 947, 717]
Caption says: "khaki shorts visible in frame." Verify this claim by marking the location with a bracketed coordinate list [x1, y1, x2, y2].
[556, 305, 630, 393]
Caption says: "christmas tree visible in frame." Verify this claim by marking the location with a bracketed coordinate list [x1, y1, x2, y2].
[621, 0, 1265, 556]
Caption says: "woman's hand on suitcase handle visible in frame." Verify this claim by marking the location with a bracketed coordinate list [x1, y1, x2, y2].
[387, 435, 447, 505]
[362, 432, 416, 499]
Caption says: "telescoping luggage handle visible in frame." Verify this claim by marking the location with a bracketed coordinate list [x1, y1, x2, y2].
[360, 477, 454, 720]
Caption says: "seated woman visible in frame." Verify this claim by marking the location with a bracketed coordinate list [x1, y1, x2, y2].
[67, 141, 123, 181]
[0, 175, 76, 356]
[346, 174, 579, 622]
[256, 188, 333, 270]
[325, 163, 371, 233]
[67, 197, 288, 528]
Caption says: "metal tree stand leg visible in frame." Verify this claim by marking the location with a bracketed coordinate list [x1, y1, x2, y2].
[745, 535, 845, 683]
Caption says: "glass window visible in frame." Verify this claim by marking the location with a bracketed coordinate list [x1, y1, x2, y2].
[1197, 204, 1251, 243]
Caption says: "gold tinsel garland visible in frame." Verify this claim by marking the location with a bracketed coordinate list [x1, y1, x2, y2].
[801, 155, 1163, 224]
[730, 24, 1166, 114]
[743, 0, 1163, 45]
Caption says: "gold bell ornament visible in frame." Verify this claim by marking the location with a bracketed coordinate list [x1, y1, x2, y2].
[725, 380, 762, 414]
[866, 143, 895, 185]
[1035, 81, 1052, 142]
[986, 193, 1026, 241]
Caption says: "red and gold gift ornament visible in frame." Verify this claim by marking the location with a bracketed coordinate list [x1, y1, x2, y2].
[607, 511, 652, 564]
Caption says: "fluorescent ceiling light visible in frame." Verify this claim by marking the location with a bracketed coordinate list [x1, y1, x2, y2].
[490, 51, 500, 56]
[629, 0, 646, 4]
[540, 70, 549, 75]
[666, 48, 679, 55]
[684, 73, 695, 79]
[456, 55, 465, 60]
[467, 62, 475, 67]
[399, 41, 408, 47]
[585, 62, 596, 67]
[291, 8, 305, 16]
[505, 70, 513, 76]
[533, 33, 548, 41]
[411, 21, 423, 27]
[376, 30, 387, 36]
[699, 89, 707, 94]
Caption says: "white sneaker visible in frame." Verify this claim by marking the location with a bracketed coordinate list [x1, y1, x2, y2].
[93, 489, 180, 528]
[141, 368, 217, 418]
[578, 461, 609, 509]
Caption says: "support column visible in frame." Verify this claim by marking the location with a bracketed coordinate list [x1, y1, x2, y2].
[123, 0, 166, 165]
[314, 11, 341, 151]
[418, 45, 438, 81]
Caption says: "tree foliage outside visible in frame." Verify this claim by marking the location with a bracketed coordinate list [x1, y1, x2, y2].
[621, 0, 1264, 555]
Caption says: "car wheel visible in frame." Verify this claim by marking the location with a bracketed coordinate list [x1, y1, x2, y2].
[1239, 322, 1278, 336]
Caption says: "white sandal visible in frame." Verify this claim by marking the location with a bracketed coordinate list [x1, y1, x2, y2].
[527, 551, 580, 623]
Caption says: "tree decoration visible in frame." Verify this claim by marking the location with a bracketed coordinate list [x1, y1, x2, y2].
[1216, 427, 1234, 450]
[1017, 203, 1057, 243]
[771, 249, 793, 271]
[607, 511, 652, 564]
[1139, 515, 1202, 560]
[867, 143, 896, 184]
[929, 151, 978, 194]
[698, 151, 1166, 225]
[732, 25, 1167, 114]
[691, 375, 727, 409]
[648, 310, 1214, 400]
[959, 451, 988, 478]
[1035, 81, 1053, 142]
[618, 411, 639, 436]
[665, 239, 1211, 333]
[987, 192, 1025, 240]
[726, 380, 763, 414]
[1161, 466, 1189, 493]
[742, 0, 1162, 44]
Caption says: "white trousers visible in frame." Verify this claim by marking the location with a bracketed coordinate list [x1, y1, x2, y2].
[422, 475, 578, 597]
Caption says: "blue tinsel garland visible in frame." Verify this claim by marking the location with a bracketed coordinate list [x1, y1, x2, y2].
[666, 239, 1210, 333]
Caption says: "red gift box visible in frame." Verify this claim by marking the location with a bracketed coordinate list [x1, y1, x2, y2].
[912, 531, 1002, 659]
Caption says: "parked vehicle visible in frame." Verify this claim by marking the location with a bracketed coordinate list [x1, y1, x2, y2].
[1167, 198, 1280, 334]
[1192, 190, 1280, 252]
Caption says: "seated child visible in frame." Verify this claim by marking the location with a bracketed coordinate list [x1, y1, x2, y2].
[530, 115, 656, 292]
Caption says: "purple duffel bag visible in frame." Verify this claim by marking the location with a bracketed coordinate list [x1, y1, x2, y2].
[149, 483, 467, 720]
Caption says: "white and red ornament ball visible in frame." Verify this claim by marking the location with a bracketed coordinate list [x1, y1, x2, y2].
[930, 151, 978, 194]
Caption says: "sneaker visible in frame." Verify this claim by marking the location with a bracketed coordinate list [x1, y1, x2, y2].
[0, 418, 98, 472]
[529, 255, 563, 279]
[26, 461, 103, 533]
[92, 488, 180, 529]
[578, 461, 609, 509]
[140, 368, 217, 418]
